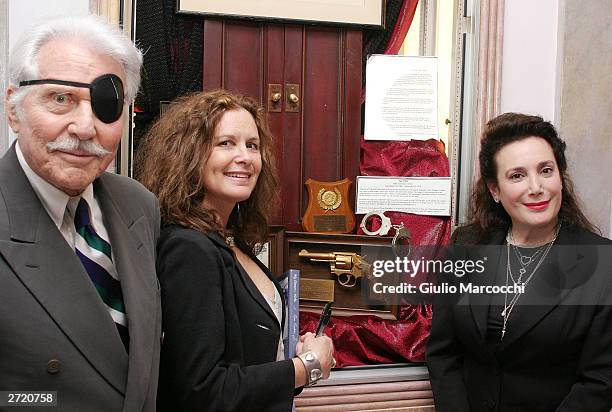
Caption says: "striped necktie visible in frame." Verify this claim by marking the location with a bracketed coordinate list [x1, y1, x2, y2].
[73, 197, 129, 351]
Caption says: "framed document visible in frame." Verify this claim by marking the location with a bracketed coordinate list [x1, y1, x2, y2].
[176, 0, 385, 28]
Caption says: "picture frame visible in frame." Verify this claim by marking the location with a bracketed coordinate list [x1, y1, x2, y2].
[256, 225, 285, 277]
[176, 0, 385, 29]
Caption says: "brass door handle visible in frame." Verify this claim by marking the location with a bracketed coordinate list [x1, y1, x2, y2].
[267, 84, 282, 112]
[285, 84, 300, 113]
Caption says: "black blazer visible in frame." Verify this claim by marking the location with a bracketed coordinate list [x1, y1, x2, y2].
[156, 225, 295, 412]
[427, 224, 612, 412]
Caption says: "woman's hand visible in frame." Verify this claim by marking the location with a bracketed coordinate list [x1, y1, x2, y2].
[292, 332, 335, 388]
[301, 332, 335, 378]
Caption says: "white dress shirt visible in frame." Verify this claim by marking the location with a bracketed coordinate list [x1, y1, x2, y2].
[15, 141, 112, 252]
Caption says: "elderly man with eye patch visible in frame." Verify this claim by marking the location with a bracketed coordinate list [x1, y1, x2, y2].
[1, 15, 161, 411]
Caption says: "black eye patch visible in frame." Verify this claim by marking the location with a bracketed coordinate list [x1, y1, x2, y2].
[19, 74, 125, 124]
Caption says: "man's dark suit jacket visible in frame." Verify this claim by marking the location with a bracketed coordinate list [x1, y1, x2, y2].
[0, 145, 161, 411]
[427, 224, 612, 412]
[156, 225, 295, 412]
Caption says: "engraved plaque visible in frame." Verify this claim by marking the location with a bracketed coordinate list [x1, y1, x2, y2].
[300, 278, 335, 302]
[302, 178, 355, 234]
[313, 215, 347, 232]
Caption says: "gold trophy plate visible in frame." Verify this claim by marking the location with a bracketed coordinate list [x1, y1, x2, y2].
[302, 178, 356, 233]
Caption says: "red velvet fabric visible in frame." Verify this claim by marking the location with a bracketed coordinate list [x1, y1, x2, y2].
[360, 138, 448, 179]
[298, 139, 451, 367]
[384, 0, 421, 55]
[300, 305, 433, 367]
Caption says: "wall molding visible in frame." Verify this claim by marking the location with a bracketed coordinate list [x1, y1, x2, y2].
[89, 0, 120, 24]
[0, 0, 8, 154]
[474, 0, 504, 142]
[455, 0, 504, 224]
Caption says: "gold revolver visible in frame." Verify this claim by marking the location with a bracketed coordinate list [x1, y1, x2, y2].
[298, 249, 370, 288]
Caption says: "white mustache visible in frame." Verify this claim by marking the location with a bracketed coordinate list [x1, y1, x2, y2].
[46, 136, 111, 157]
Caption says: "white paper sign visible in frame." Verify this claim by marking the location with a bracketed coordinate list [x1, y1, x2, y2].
[364, 55, 438, 141]
[356, 176, 451, 216]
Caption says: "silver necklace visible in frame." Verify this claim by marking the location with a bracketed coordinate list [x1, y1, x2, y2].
[509, 238, 547, 272]
[500, 225, 560, 340]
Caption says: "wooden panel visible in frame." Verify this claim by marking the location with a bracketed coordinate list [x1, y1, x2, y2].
[263, 24, 285, 224]
[202, 20, 223, 88]
[302, 27, 342, 183]
[297, 399, 435, 411]
[296, 380, 435, 411]
[297, 392, 434, 406]
[342, 29, 363, 209]
[299, 380, 432, 396]
[223, 21, 263, 100]
[300, 27, 361, 223]
[282, 25, 305, 229]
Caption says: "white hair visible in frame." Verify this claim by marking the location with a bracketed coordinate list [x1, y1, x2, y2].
[7, 14, 143, 110]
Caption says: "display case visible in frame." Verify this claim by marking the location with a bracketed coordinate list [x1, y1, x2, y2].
[284, 231, 399, 318]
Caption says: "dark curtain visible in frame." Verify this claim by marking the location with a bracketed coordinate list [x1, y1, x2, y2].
[134, 0, 203, 150]
[362, 0, 420, 91]
[361, 0, 420, 131]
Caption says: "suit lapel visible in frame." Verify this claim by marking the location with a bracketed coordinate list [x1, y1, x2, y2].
[209, 234, 280, 327]
[95, 176, 158, 411]
[0, 147, 128, 394]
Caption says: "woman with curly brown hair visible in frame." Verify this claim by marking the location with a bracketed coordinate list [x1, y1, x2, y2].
[427, 113, 612, 411]
[137, 90, 334, 411]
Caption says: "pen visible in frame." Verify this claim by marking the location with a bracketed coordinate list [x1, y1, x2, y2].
[315, 301, 333, 337]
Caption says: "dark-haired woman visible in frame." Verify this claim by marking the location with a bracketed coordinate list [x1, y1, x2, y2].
[427, 113, 612, 411]
[137, 90, 334, 411]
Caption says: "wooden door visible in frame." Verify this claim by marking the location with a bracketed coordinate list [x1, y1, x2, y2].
[203, 20, 362, 230]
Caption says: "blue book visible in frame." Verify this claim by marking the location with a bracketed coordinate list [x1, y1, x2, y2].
[281, 269, 300, 360]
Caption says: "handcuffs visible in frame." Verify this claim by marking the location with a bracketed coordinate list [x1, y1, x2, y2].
[360, 211, 412, 257]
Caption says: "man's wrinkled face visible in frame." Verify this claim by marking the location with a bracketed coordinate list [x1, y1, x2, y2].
[6, 38, 126, 196]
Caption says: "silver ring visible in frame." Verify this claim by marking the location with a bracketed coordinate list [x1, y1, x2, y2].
[360, 211, 392, 236]
[331, 357, 337, 368]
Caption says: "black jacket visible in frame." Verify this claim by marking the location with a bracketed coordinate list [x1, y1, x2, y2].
[427, 224, 612, 412]
[156, 225, 295, 411]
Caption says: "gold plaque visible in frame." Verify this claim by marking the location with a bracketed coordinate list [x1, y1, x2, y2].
[300, 278, 335, 302]
[317, 188, 342, 210]
[313, 215, 347, 232]
[302, 178, 356, 234]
